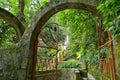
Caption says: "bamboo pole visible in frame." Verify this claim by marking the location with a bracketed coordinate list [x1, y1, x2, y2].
[108, 32, 117, 80]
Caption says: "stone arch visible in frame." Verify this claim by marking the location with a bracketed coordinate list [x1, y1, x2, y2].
[0, 8, 25, 39]
[21, 0, 102, 79]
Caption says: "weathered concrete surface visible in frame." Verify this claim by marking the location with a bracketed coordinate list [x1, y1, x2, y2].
[59, 68, 87, 80]
[0, 44, 25, 80]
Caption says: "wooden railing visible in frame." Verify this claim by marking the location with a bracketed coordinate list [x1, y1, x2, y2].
[36, 53, 64, 71]
[36, 58, 56, 71]
[35, 53, 64, 80]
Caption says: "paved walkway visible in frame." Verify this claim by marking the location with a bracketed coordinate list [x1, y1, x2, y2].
[88, 73, 96, 80]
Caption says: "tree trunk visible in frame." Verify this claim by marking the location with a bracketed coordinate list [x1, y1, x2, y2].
[18, 0, 25, 22]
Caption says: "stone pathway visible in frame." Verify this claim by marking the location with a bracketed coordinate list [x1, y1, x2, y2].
[87, 73, 96, 80]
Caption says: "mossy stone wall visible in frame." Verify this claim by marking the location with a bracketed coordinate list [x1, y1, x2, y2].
[0, 44, 26, 80]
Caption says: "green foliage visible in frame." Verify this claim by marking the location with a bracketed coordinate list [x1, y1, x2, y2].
[52, 9, 98, 64]
[41, 23, 65, 48]
[37, 48, 56, 59]
[37, 48, 64, 59]
[0, 0, 18, 15]
[25, 0, 49, 24]
[80, 43, 99, 64]
[0, 0, 49, 47]
[48, 10, 100, 80]
[97, 0, 120, 36]
[49, 9, 100, 79]
[58, 59, 81, 68]
[0, 19, 18, 46]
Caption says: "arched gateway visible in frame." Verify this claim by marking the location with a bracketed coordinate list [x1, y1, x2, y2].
[0, 8, 25, 39]
[20, 0, 103, 80]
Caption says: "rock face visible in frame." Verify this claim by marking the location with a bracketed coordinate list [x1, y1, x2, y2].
[0, 0, 99, 80]
[59, 68, 87, 80]
[0, 44, 25, 80]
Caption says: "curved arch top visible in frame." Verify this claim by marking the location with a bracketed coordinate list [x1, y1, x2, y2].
[0, 8, 25, 39]
[21, 0, 102, 79]
[23, 0, 102, 43]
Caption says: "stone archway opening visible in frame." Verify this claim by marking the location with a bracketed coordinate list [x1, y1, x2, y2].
[21, 0, 103, 80]
[34, 9, 98, 80]
[0, 8, 25, 46]
[0, 8, 25, 39]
